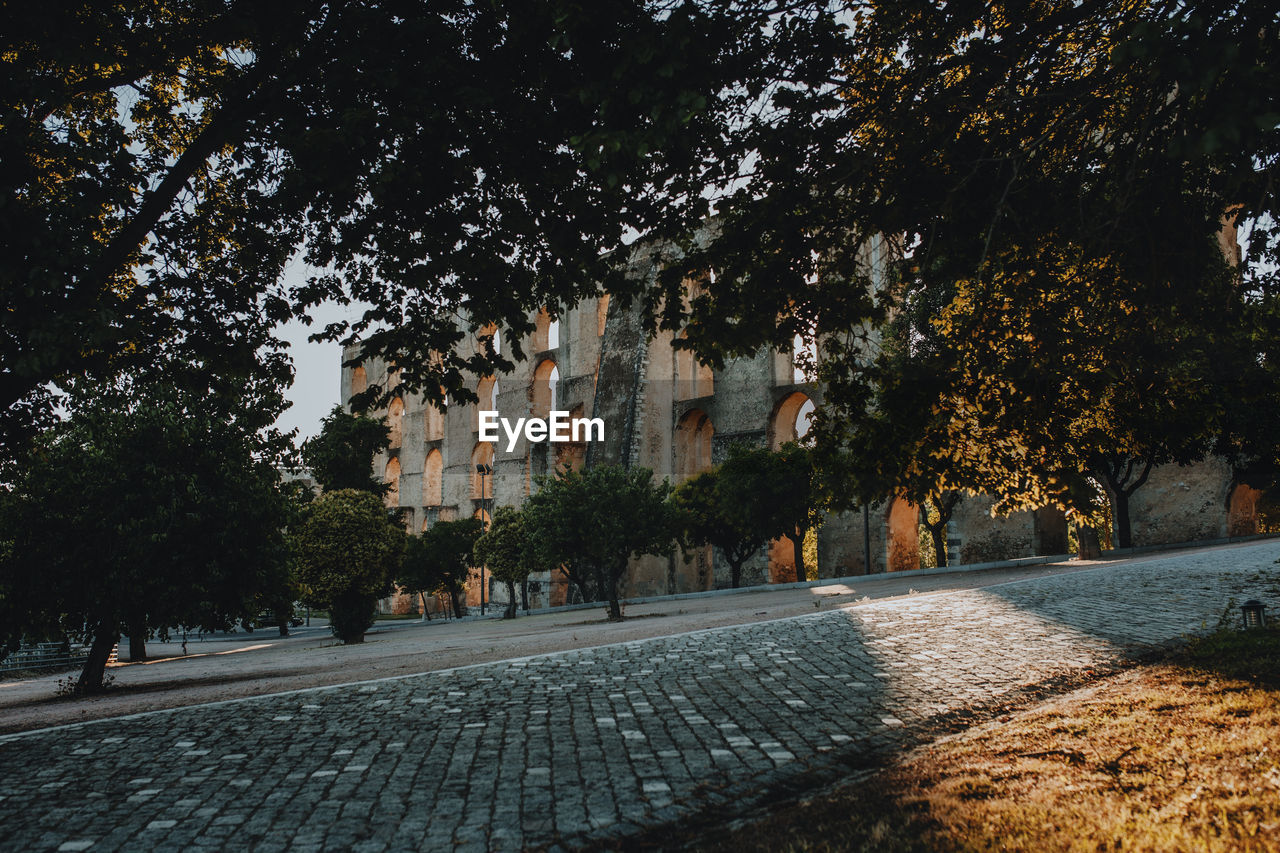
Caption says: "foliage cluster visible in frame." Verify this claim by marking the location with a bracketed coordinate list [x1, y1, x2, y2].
[292, 489, 404, 643]
[0, 375, 299, 691]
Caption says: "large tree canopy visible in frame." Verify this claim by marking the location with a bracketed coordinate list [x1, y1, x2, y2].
[1, 374, 296, 691]
[2, 0, 839, 451]
[7, 1, 1276, 523]
[658, 0, 1280, 520]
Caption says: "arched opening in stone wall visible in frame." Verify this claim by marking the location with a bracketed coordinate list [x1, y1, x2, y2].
[531, 359, 559, 419]
[387, 397, 404, 449]
[350, 366, 367, 398]
[473, 376, 498, 435]
[769, 391, 815, 450]
[792, 332, 818, 383]
[476, 377, 498, 411]
[1226, 482, 1262, 537]
[470, 443, 494, 500]
[478, 323, 501, 356]
[553, 403, 587, 475]
[532, 308, 559, 352]
[675, 409, 714, 480]
[766, 392, 816, 582]
[675, 408, 715, 588]
[885, 496, 920, 571]
[423, 449, 443, 507]
[384, 457, 401, 508]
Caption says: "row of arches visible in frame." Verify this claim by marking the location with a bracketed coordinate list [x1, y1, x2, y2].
[675, 391, 815, 481]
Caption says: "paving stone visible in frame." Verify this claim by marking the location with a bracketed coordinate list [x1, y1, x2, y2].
[0, 545, 1276, 850]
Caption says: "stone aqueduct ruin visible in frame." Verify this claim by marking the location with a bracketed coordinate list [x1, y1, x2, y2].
[343, 274, 1263, 613]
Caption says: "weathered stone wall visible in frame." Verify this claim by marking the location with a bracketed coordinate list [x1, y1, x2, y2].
[341, 276, 1256, 606]
[1127, 458, 1238, 546]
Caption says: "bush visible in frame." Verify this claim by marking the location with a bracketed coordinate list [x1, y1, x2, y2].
[294, 489, 404, 643]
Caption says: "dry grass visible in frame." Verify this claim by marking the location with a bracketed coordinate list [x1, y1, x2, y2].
[673, 626, 1280, 853]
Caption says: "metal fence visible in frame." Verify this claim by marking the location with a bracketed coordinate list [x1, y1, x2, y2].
[0, 640, 117, 673]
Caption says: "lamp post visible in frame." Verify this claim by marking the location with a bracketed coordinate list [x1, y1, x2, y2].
[476, 463, 493, 615]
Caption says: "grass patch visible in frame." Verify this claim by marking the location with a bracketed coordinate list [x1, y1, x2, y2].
[665, 625, 1280, 853]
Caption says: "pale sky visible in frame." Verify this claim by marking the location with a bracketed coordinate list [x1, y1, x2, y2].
[273, 262, 360, 445]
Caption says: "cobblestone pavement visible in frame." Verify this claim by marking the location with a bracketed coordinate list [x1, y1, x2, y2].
[2, 544, 1278, 852]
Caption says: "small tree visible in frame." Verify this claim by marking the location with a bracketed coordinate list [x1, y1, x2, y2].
[301, 406, 392, 495]
[400, 517, 483, 619]
[474, 507, 538, 619]
[674, 444, 821, 587]
[769, 443, 821, 581]
[294, 489, 403, 643]
[673, 467, 769, 589]
[524, 465, 675, 620]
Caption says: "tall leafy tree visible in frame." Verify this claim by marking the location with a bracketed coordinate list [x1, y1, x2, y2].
[301, 406, 392, 495]
[672, 465, 768, 589]
[524, 465, 676, 620]
[1, 376, 296, 692]
[2, 1, 840, 450]
[673, 444, 819, 587]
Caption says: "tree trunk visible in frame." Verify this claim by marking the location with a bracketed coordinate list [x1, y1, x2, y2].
[605, 564, 623, 620]
[729, 556, 744, 589]
[504, 581, 518, 619]
[1076, 523, 1102, 560]
[449, 587, 464, 619]
[127, 621, 146, 662]
[928, 524, 947, 568]
[594, 563, 607, 605]
[521, 578, 530, 612]
[791, 528, 807, 582]
[1113, 493, 1132, 549]
[420, 592, 431, 620]
[78, 628, 118, 694]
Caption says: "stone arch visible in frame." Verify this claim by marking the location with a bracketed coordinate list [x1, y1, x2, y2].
[423, 449, 443, 506]
[387, 396, 404, 449]
[675, 409, 714, 480]
[384, 457, 401, 508]
[351, 366, 367, 398]
[532, 308, 559, 352]
[769, 391, 815, 450]
[792, 332, 817, 382]
[477, 377, 498, 411]
[1226, 482, 1262, 537]
[531, 359, 559, 420]
[471, 443, 494, 499]
[885, 496, 920, 572]
[478, 323, 501, 356]
[473, 376, 498, 434]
